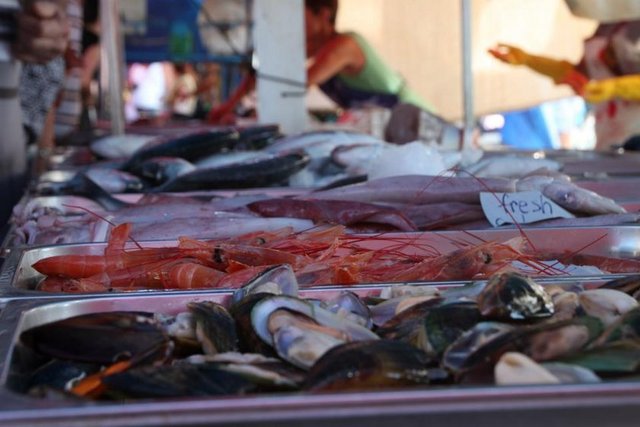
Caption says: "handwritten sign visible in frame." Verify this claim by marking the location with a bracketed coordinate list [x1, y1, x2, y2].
[480, 191, 574, 227]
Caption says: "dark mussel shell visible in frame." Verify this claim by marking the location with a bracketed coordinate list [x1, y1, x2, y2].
[229, 293, 278, 357]
[416, 301, 483, 358]
[26, 359, 100, 394]
[102, 364, 258, 399]
[376, 297, 444, 343]
[443, 316, 603, 377]
[20, 312, 171, 365]
[187, 301, 238, 355]
[304, 340, 438, 392]
[477, 272, 554, 320]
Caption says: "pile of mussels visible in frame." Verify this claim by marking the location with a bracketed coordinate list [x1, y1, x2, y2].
[12, 265, 640, 400]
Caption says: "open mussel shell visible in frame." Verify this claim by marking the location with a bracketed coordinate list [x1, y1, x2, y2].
[252, 296, 378, 346]
[187, 301, 238, 355]
[156, 312, 201, 358]
[20, 312, 171, 365]
[251, 295, 379, 369]
[304, 340, 440, 392]
[443, 316, 604, 376]
[592, 306, 640, 346]
[521, 316, 603, 362]
[229, 293, 279, 357]
[231, 264, 299, 304]
[321, 291, 372, 328]
[477, 272, 554, 320]
[578, 289, 639, 327]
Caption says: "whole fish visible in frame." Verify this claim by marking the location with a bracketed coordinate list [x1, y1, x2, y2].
[268, 130, 383, 187]
[247, 198, 417, 231]
[310, 175, 517, 205]
[516, 176, 626, 215]
[35, 173, 131, 211]
[84, 167, 145, 193]
[121, 129, 239, 172]
[155, 153, 310, 192]
[135, 157, 197, 185]
[235, 124, 282, 150]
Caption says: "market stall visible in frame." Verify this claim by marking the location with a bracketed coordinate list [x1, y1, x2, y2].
[2, 0, 640, 426]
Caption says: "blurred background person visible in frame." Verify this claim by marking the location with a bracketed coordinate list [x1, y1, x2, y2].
[168, 63, 198, 120]
[1, 0, 69, 237]
[490, 13, 640, 150]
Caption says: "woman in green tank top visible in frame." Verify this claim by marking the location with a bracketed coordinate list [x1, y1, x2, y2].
[305, 0, 433, 111]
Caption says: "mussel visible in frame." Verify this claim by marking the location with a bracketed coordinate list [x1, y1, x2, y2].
[187, 301, 238, 355]
[102, 364, 258, 399]
[231, 264, 299, 304]
[20, 312, 172, 365]
[477, 272, 554, 320]
[304, 340, 439, 391]
[251, 295, 378, 369]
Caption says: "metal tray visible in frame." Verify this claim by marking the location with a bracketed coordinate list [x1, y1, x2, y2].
[1, 226, 638, 300]
[2, 284, 640, 427]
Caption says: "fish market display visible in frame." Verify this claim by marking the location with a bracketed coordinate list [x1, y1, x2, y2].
[27, 222, 640, 293]
[9, 171, 635, 247]
[11, 271, 640, 402]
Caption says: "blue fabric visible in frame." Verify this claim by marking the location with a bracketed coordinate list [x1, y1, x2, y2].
[500, 98, 588, 150]
[500, 106, 555, 150]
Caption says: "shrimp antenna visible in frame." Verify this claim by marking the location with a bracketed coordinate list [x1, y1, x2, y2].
[453, 168, 537, 252]
[61, 204, 144, 250]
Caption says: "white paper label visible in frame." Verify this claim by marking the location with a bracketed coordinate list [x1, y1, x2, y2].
[480, 191, 574, 227]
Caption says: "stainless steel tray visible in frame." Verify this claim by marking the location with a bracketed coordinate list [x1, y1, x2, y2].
[1, 226, 638, 300]
[1, 285, 640, 427]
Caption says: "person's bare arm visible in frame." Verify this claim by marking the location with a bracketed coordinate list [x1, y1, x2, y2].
[14, 0, 69, 64]
[307, 34, 365, 86]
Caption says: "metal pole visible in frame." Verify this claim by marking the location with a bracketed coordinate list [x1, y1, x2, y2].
[461, 0, 474, 149]
[100, 0, 125, 135]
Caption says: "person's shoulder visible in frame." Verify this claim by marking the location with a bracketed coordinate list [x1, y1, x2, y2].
[331, 32, 363, 53]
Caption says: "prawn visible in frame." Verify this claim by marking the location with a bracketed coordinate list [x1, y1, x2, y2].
[32, 223, 183, 278]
